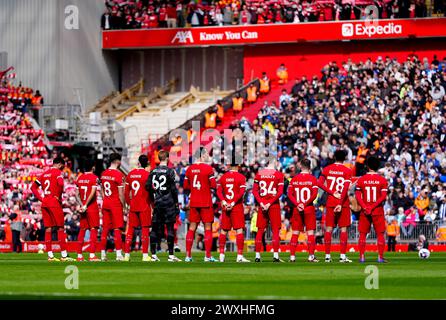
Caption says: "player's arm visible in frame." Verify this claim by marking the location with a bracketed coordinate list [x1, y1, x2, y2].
[355, 181, 368, 211]
[169, 170, 180, 213]
[304, 186, 319, 207]
[84, 185, 97, 208]
[317, 174, 335, 196]
[146, 172, 155, 203]
[252, 179, 264, 206]
[118, 179, 125, 207]
[124, 179, 131, 205]
[287, 184, 299, 207]
[370, 186, 388, 211]
[209, 171, 217, 190]
[31, 179, 43, 202]
[339, 179, 351, 204]
[183, 168, 190, 190]
[216, 182, 225, 202]
[232, 183, 246, 205]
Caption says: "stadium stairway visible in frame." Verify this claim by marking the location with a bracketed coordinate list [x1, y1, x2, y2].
[214, 81, 294, 132]
[119, 89, 232, 168]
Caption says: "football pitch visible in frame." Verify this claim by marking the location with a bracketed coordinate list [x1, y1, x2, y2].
[0, 252, 445, 300]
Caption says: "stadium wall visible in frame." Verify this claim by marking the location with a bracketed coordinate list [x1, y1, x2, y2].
[243, 39, 446, 82]
[119, 47, 244, 92]
[0, 0, 118, 108]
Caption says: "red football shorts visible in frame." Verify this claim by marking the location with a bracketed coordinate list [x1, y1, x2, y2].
[220, 205, 245, 231]
[189, 207, 214, 224]
[41, 205, 64, 228]
[102, 206, 124, 229]
[358, 213, 386, 233]
[291, 206, 316, 232]
[325, 206, 351, 228]
[80, 206, 100, 229]
[128, 208, 152, 228]
[256, 205, 281, 230]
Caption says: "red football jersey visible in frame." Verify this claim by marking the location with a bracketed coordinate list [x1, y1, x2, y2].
[288, 172, 319, 207]
[253, 169, 284, 207]
[36, 168, 64, 206]
[76, 172, 99, 207]
[356, 173, 388, 216]
[125, 168, 151, 212]
[100, 168, 125, 209]
[320, 163, 353, 207]
[218, 170, 246, 205]
[184, 163, 216, 208]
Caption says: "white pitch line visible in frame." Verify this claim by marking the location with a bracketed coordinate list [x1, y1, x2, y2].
[0, 291, 406, 300]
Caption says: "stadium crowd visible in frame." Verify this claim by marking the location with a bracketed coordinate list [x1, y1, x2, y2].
[171, 54, 446, 243]
[101, 0, 439, 30]
[0, 73, 86, 249]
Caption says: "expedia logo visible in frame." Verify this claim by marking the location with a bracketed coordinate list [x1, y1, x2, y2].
[171, 31, 194, 44]
[342, 22, 402, 38]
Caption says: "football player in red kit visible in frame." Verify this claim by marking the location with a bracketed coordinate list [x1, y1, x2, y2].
[183, 147, 217, 262]
[100, 153, 126, 261]
[252, 158, 285, 262]
[287, 159, 319, 262]
[75, 160, 101, 262]
[318, 149, 353, 263]
[31, 157, 74, 261]
[355, 156, 389, 263]
[216, 161, 249, 263]
[124, 154, 152, 262]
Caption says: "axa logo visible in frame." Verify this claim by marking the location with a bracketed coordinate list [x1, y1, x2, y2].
[171, 31, 194, 44]
[342, 22, 402, 38]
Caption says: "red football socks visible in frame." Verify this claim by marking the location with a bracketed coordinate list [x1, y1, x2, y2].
[290, 233, 298, 256]
[45, 229, 52, 252]
[236, 233, 244, 255]
[114, 229, 122, 251]
[125, 228, 134, 254]
[58, 229, 67, 252]
[377, 232, 385, 259]
[186, 229, 195, 257]
[101, 227, 109, 251]
[307, 234, 315, 256]
[272, 230, 280, 253]
[359, 232, 367, 258]
[255, 229, 265, 252]
[89, 229, 98, 254]
[340, 230, 348, 254]
[204, 230, 212, 258]
[77, 229, 86, 254]
[324, 231, 332, 254]
[141, 227, 149, 254]
[219, 233, 226, 254]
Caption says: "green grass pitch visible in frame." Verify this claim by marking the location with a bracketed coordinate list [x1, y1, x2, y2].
[0, 252, 445, 299]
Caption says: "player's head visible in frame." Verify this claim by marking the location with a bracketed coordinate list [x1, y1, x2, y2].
[266, 155, 278, 169]
[52, 156, 65, 170]
[84, 159, 95, 172]
[367, 156, 381, 172]
[334, 149, 347, 162]
[194, 146, 209, 162]
[109, 152, 121, 167]
[138, 154, 149, 168]
[299, 158, 311, 172]
[158, 150, 169, 164]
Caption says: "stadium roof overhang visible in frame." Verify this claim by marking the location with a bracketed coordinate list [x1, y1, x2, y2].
[102, 18, 446, 50]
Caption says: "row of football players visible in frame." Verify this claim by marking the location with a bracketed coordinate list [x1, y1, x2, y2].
[31, 148, 388, 263]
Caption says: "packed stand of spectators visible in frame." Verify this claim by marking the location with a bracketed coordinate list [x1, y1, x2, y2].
[101, 0, 439, 30]
[171, 54, 446, 242]
[0, 72, 85, 250]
